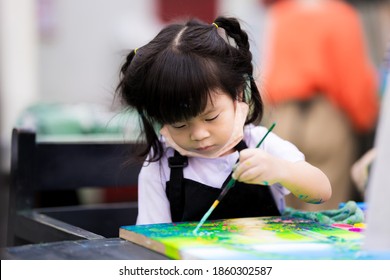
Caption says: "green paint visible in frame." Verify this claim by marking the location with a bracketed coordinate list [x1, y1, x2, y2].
[283, 201, 365, 225]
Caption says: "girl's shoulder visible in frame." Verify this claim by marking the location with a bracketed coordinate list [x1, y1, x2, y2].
[243, 124, 304, 162]
[243, 124, 271, 147]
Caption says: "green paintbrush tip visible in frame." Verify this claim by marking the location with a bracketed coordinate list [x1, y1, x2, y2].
[193, 200, 220, 234]
[193, 179, 236, 234]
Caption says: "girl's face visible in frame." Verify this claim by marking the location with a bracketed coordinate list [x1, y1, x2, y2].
[166, 90, 237, 157]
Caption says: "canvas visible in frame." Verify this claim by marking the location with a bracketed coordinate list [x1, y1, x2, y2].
[120, 216, 390, 260]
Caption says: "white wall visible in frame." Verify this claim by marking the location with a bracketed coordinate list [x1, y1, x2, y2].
[38, 0, 162, 105]
[0, 0, 39, 170]
[0, 0, 163, 171]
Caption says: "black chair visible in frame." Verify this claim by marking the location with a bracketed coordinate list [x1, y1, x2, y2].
[7, 128, 144, 246]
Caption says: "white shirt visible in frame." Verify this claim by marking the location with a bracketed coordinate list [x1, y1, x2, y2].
[136, 124, 304, 225]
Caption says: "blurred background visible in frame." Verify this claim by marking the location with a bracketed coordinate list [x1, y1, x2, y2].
[1, 0, 390, 248]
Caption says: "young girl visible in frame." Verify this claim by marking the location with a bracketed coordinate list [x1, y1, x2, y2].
[117, 16, 331, 225]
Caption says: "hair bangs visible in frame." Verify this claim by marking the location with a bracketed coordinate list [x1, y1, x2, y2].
[144, 50, 220, 124]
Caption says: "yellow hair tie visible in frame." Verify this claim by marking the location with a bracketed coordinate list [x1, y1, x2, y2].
[212, 22, 219, 29]
[134, 48, 138, 54]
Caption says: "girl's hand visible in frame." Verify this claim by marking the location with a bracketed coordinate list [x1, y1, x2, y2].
[232, 148, 332, 204]
[232, 149, 286, 185]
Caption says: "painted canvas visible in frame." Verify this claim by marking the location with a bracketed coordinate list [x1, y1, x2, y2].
[120, 216, 389, 260]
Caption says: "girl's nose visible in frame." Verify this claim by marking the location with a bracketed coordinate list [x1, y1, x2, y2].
[190, 125, 210, 141]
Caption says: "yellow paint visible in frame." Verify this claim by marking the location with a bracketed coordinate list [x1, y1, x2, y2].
[353, 223, 366, 228]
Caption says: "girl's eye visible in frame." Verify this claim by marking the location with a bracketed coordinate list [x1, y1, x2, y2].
[171, 123, 186, 129]
[205, 114, 219, 122]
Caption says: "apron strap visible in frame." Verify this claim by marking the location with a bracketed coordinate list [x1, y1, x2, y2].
[167, 151, 188, 222]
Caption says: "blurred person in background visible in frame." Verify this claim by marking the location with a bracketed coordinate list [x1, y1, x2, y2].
[258, 0, 379, 210]
[351, 41, 390, 198]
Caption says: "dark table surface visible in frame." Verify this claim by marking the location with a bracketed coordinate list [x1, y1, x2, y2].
[1, 238, 169, 260]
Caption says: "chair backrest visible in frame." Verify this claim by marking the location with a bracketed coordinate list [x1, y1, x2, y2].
[7, 128, 144, 245]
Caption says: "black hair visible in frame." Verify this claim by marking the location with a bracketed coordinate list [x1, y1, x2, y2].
[116, 16, 263, 161]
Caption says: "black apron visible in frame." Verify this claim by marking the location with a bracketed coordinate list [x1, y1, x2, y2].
[166, 141, 281, 222]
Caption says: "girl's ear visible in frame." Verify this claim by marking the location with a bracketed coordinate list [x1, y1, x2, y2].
[237, 90, 244, 102]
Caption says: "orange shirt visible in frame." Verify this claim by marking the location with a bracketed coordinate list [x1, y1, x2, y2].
[261, 0, 379, 133]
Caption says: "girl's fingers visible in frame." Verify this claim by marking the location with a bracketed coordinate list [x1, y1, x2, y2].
[234, 164, 263, 184]
[232, 158, 254, 179]
[233, 149, 271, 183]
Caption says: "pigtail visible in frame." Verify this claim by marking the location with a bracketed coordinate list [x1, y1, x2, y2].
[213, 17, 251, 53]
[116, 50, 136, 105]
[120, 49, 136, 76]
[213, 17, 262, 125]
[247, 75, 263, 125]
[213, 17, 253, 80]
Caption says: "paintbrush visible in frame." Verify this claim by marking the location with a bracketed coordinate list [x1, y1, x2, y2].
[193, 122, 276, 234]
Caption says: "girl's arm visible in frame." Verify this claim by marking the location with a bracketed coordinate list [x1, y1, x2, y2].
[137, 161, 172, 225]
[232, 149, 332, 204]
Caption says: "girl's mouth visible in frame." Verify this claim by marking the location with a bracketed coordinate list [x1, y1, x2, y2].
[195, 145, 214, 152]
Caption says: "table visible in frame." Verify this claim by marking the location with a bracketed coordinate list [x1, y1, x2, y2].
[1, 238, 168, 260]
